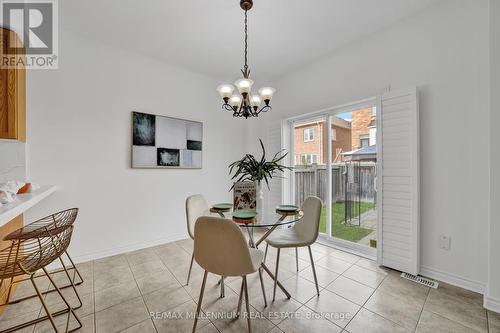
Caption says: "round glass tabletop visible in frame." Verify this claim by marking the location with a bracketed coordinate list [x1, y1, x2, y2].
[239, 211, 303, 228]
[209, 204, 303, 228]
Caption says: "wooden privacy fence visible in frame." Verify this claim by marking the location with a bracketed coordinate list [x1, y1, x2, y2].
[294, 163, 376, 206]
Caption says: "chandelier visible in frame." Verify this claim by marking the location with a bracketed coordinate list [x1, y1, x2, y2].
[216, 0, 276, 119]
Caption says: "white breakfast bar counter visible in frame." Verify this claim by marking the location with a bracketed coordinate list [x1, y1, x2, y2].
[0, 185, 57, 227]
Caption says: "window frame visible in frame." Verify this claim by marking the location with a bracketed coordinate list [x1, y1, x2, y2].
[300, 153, 318, 165]
[360, 134, 369, 148]
[331, 128, 337, 141]
[303, 128, 314, 142]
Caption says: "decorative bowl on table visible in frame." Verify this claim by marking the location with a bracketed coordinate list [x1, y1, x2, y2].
[276, 204, 299, 213]
[212, 203, 233, 210]
[232, 210, 257, 224]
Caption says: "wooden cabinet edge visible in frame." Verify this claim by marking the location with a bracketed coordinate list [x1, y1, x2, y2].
[0, 27, 26, 142]
[0, 213, 24, 313]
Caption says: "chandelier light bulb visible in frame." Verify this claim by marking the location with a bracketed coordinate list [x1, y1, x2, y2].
[250, 95, 261, 108]
[258, 87, 276, 102]
[229, 95, 242, 108]
[216, 84, 235, 99]
[235, 78, 254, 94]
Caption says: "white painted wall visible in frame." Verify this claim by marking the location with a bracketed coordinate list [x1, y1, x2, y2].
[25, 30, 248, 262]
[487, 0, 500, 311]
[253, 0, 490, 291]
[0, 140, 26, 183]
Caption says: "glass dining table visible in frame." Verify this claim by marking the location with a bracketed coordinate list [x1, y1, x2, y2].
[209, 204, 304, 303]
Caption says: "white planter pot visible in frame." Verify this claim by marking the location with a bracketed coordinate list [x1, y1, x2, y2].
[255, 181, 264, 223]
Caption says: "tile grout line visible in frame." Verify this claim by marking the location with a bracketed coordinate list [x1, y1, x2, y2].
[91, 260, 96, 333]
[133, 247, 216, 332]
[486, 310, 490, 333]
[95, 256, 157, 333]
[421, 290, 487, 333]
[356, 273, 413, 331]
[93, 254, 163, 332]
[330, 265, 388, 331]
[126, 255, 160, 333]
[413, 285, 431, 333]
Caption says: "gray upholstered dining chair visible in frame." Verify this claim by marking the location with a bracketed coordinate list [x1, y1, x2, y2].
[264, 196, 322, 301]
[185, 194, 210, 285]
[192, 216, 264, 333]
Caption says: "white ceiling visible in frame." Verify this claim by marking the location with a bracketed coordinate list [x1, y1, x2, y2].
[61, 0, 439, 82]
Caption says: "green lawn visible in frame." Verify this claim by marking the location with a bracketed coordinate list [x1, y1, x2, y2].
[319, 202, 375, 242]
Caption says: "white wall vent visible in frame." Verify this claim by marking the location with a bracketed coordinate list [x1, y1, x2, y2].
[401, 272, 438, 288]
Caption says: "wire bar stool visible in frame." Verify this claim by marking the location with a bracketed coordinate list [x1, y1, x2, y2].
[0, 225, 82, 333]
[1, 208, 83, 306]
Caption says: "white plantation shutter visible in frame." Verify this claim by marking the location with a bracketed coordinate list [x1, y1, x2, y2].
[377, 87, 420, 275]
[264, 122, 284, 224]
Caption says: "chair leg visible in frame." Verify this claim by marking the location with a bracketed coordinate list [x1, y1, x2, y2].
[192, 270, 208, 333]
[243, 276, 252, 333]
[30, 274, 59, 332]
[58, 257, 83, 310]
[43, 266, 83, 333]
[295, 248, 299, 272]
[308, 246, 320, 296]
[273, 248, 280, 302]
[263, 243, 269, 263]
[236, 277, 244, 318]
[258, 267, 267, 307]
[63, 250, 84, 285]
[220, 276, 225, 298]
[4, 276, 15, 304]
[216, 276, 225, 298]
[186, 252, 194, 285]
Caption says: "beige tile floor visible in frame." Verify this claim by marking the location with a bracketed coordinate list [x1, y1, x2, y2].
[0, 237, 498, 333]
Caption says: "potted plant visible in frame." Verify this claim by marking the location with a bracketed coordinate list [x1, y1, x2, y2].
[229, 139, 291, 221]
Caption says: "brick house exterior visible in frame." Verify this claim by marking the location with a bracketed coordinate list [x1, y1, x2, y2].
[351, 108, 375, 150]
[294, 118, 351, 165]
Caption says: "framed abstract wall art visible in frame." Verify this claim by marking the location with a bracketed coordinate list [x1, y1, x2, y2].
[131, 111, 203, 169]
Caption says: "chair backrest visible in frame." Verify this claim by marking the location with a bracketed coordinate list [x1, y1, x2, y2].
[194, 216, 257, 277]
[4, 208, 79, 241]
[185, 195, 209, 239]
[0, 225, 75, 278]
[293, 196, 322, 245]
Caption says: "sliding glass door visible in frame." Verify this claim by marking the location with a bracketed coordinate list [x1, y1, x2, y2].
[290, 104, 378, 253]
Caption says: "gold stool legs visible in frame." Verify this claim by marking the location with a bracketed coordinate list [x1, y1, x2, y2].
[0, 271, 82, 333]
[0, 246, 83, 309]
[41, 266, 82, 333]
[2, 250, 83, 306]
[63, 250, 84, 286]
[0, 263, 83, 333]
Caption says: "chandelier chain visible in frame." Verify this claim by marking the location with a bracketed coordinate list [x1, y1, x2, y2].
[244, 9, 248, 73]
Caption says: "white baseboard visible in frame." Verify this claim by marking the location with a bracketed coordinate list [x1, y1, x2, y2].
[71, 232, 188, 264]
[484, 294, 500, 313]
[420, 265, 486, 294]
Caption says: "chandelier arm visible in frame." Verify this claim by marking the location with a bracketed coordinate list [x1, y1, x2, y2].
[222, 104, 234, 112]
[256, 105, 272, 115]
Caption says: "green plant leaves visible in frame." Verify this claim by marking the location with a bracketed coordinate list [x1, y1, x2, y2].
[228, 138, 292, 190]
